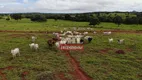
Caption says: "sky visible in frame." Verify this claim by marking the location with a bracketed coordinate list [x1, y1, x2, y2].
[0, 0, 142, 13]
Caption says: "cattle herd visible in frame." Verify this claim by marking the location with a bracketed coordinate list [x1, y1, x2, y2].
[10, 29, 125, 58]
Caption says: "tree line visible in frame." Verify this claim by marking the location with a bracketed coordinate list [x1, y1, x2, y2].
[0, 12, 142, 26]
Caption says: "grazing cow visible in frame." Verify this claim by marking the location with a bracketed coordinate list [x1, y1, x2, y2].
[31, 36, 37, 42]
[118, 39, 124, 44]
[11, 48, 20, 58]
[103, 31, 112, 35]
[47, 39, 56, 47]
[80, 39, 84, 44]
[71, 38, 76, 44]
[76, 37, 81, 44]
[84, 36, 93, 43]
[88, 37, 93, 43]
[52, 38, 60, 42]
[83, 32, 88, 35]
[55, 42, 60, 48]
[29, 43, 39, 51]
[109, 38, 113, 43]
[94, 31, 97, 34]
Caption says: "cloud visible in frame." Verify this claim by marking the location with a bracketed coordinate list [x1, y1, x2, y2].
[0, 0, 17, 2]
[23, 0, 28, 3]
[0, 0, 142, 13]
[0, 5, 4, 8]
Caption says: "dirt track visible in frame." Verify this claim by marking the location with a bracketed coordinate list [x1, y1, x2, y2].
[0, 29, 141, 80]
[64, 51, 92, 80]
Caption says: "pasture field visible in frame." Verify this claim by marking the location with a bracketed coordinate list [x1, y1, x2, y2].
[71, 33, 142, 80]
[0, 19, 142, 31]
[0, 19, 142, 80]
[0, 33, 73, 80]
[0, 19, 88, 31]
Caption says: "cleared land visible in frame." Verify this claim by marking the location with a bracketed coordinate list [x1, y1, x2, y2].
[71, 33, 142, 80]
[0, 19, 142, 80]
[0, 19, 142, 31]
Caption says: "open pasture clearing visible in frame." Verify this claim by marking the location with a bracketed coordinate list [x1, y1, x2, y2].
[0, 19, 142, 31]
[0, 31, 142, 80]
[71, 33, 142, 80]
[0, 33, 74, 80]
[0, 18, 142, 80]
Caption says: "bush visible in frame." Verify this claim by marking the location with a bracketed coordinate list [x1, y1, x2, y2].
[10, 14, 22, 20]
[0, 16, 3, 19]
[89, 17, 100, 26]
[6, 16, 11, 21]
[113, 15, 123, 26]
[31, 15, 47, 22]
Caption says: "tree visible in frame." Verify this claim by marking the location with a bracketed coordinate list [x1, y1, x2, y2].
[124, 16, 131, 24]
[136, 12, 142, 17]
[106, 15, 113, 22]
[54, 16, 58, 21]
[10, 14, 22, 21]
[131, 17, 139, 24]
[74, 14, 92, 22]
[6, 15, 11, 21]
[98, 16, 107, 22]
[139, 17, 142, 24]
[0, 16, 3, 19]
[30, 14, 47, 22]
[89, 17, 100, 26]
[113, 15, 123, 27]
[64, 14, 71, 20]
[125, 16, 139, 24]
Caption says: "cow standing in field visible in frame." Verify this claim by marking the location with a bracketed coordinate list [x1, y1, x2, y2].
[11, 48, 20, 58]
[118, 39, 125, 44]
[31, 36, 37, 42]
[80, 39, 84, 44]
[47, 39, 56, 48]
[88, 37, 93, 43]
[84, 36, 93, 43]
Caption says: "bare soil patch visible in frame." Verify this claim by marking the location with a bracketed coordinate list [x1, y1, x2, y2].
[64, 51, 92, 80]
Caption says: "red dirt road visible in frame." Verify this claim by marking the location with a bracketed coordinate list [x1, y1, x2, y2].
[0, 66, 15, 80]
[64, 51, 92, 80]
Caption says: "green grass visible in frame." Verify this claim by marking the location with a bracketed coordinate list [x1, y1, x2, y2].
[0, 18, 142, 31]
[0, 18, 142, 80]
[99, 22, 142, 30]
[71, 33, 142, 80]
[0, 33, 72, 80]
[0, 19, 89, 31]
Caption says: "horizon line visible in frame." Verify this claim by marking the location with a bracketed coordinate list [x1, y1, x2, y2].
[0, 11, 141, 14]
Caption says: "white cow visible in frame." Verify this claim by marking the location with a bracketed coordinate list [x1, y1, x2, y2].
[11, 48, 20, 58]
